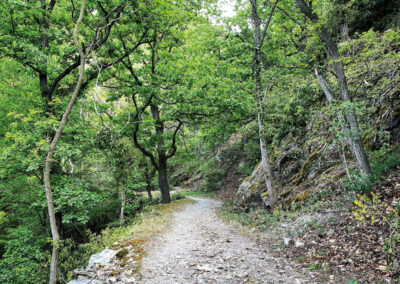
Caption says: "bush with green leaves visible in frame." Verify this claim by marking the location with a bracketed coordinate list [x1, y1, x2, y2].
[343, 148, 400, 193]
[0, 226, 49, 284]
[203, 168, 226, 192]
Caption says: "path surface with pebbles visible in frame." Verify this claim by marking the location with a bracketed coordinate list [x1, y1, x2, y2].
[139, 197, 314, 284]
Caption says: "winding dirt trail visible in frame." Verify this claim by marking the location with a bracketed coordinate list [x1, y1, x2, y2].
[139, 197, 314, 284]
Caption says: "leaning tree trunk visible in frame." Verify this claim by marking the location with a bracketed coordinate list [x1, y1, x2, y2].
[331, 58, 371, 175]
[120, 183, 126, 225]
[43, 1, 86, 283]
[251, 0, 277, 205]
[296, 0, 371, 176]
[315, 69, 355, 151]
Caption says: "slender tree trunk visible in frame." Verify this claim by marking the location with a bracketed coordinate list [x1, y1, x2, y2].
[150, 104, 171, 204]
[43, 1, 86, 283]
[120, 183, 126, 225]
[315, 69, 355, 151]
[332, 59, 371, 175]
[257, 112, 275, 202]
[295, 0, 371, 176]
[251, 0, 276, 205]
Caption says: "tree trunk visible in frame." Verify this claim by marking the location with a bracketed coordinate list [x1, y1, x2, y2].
[120, 183, 126, 225]
[43, 1, 86, 283]
[315, 69, 355, 151]
[295, 0, 371, 176]
[151, 104, 171, 204]
[158, 159, 171, 204]
[251, 0, 277, 205]
[257, 112, 275, 203]
[332, 59, 371, 175]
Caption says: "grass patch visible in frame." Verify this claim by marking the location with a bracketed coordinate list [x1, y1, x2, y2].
[172, 190, 216, 199]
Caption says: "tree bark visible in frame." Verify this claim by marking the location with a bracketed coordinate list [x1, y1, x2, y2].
[257, 112, 275, 202]
[43, 1, 86, 283]
[120, 183, 126, 225]
[295, 0, 371, 176]
[158, 157, 171, 203]
[250, 0, 278, 205]
[150, 104, 171, 204]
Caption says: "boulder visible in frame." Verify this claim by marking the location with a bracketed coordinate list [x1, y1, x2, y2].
[235, 163, 267, 210]
[87, 249, 118, 269]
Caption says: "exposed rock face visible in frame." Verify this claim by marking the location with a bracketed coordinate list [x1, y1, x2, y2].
[234, 141, 347, 210]
[235, 163, 268, 210]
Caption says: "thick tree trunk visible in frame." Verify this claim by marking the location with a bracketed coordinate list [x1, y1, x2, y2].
[251, 0, 277, 205]
[296, 0, 371, 176]
[120, 183, 126, 225]
[43, 2, 86, 283]
[151, 104, 171, 204]
[158, 157, 171, 204]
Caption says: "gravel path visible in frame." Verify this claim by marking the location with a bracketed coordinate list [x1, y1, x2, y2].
[139, 197, 313, 284]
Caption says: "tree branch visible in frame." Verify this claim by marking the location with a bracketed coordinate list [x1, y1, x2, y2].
[260, 0, 280, 47]
[166, 121, 183, 159]
[131, 95, 159, 169]
[48, 57, 80, 97]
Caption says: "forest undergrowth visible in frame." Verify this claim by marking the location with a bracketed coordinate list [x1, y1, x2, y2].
[220, 149, 400, 283]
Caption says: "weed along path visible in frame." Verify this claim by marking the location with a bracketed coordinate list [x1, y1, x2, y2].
[139, 197, 313, 284]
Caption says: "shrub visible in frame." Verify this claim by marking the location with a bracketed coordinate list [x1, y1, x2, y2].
[203, 168, 226, 191]
[342, 169, 373, 193]
[0, 226, 49, 284]
[343, 148, 399, 193]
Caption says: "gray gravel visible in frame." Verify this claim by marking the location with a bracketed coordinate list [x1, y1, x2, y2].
[139, 197, 314, 284]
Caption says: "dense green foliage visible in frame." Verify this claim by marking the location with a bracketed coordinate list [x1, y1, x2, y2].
[0, 0, 399, 282]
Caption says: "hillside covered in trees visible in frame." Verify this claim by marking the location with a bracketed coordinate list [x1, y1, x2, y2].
[0, 0, 399, 283]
